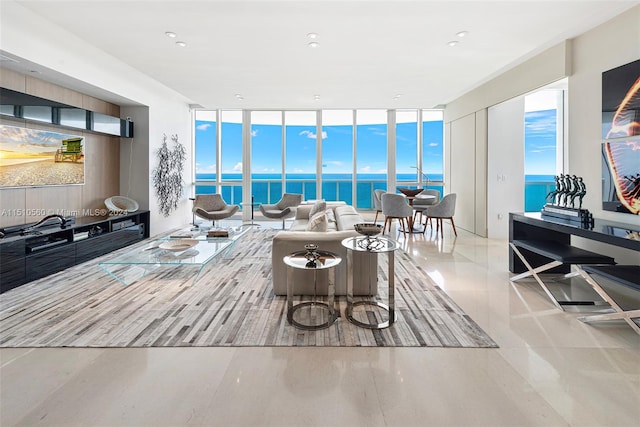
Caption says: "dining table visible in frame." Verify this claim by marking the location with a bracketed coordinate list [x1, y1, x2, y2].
[404, 193, 436, 233]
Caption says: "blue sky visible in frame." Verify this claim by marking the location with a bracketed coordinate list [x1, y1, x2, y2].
[524, 109, 557, 175]
[196, 111, 554, 176]
[195, 118, 444, 176]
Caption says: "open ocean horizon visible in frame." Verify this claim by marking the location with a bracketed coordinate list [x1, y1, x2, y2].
[195, 173, 556, 211]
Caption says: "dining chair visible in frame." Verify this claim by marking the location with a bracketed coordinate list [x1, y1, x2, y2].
[381, 193, 413, 238]
[412, 189, 440, 228]
[424, 193, 457, 238]
[373, 189, 385, 224]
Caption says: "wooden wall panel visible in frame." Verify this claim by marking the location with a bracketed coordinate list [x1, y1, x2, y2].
[26, 76, 83, 108]
[0, 68, 26, 92]
[0, 188, 26, 228]
[82, 133, 119, 211]
[0, 71, 121, 229]
[83, 95, 119, 116]
[25, 185, 84, 223]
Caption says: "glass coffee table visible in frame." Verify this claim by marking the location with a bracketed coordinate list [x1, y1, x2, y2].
[99, 227, 248, 286]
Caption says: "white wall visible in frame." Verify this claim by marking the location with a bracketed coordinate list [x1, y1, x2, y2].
[445, 41, 571, 123]
[566, 5, 639, 264]
[445, 41, 571, 237]
[1, 1, 193, 236]
[448, 113, 477, 233]
[567, 6, 640, 225]
[444, 5, 639, 263]
[487, 96, 525, 239]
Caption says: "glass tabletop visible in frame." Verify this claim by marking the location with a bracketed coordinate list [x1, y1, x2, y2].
[341, 236, 398, 253]
[100, 238, 236, 266]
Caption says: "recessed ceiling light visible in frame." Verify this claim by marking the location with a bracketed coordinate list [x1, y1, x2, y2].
[308, 41, 319, 48]
[165, 31, 177, 38]
[176, 41, 187, 47]
[447, 40, 458, 47]
[235, 94, 242, 98]
[314, 95, 321, 100]
[307, 32, 318, 39]
[237, 96, 244, 101]
[456, 31, 468, 38]
[393, 94, 402, 100]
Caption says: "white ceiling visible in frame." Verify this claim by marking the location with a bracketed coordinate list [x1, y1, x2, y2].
[4, 0, 639, 109]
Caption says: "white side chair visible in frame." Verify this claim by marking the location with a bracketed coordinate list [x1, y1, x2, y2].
[424, 193, 457, 238]
[412, 189, 440, 227]
[381, 193, 413, 238]
[373, 189, 385, 224]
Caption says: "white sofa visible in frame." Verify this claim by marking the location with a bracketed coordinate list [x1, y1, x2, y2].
[271, 203, 379, 296]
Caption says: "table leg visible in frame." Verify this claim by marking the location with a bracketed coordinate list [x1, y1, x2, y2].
[388, 250, 395, 325]
[345, 249, 396, 329]
[287, 265, 294, 324]
[287, 265, 336, 330]
[346, 249, 354, 307]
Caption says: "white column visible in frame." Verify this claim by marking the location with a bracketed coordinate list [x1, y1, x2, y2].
[387, 110, 396, 193]
[242, 110, 252, 222]
[316, 110, 322, 200]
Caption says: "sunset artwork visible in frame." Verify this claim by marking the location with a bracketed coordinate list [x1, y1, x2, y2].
[601, 60, 640, 215]
[0, 125, 85, 188]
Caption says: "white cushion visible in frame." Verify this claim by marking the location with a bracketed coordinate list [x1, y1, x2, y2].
[306, 211, 328, 232]
[309, 201, 327, 218]
[325, 208, 336, 224]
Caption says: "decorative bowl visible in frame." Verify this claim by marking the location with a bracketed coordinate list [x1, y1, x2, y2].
[398, 188, 423, 198]
[159, 239, 199, 252]
[354, 223, 383, 237]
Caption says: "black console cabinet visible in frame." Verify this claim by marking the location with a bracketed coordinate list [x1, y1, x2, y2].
[0, 211, 150, 293]
[509, 212, 640, 274]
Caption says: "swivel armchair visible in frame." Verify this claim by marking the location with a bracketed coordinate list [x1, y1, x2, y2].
[259, 193, 302, 229]
[192, 194, 239, 227]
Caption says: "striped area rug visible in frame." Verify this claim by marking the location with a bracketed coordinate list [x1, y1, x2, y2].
[0, 228, 497, 348]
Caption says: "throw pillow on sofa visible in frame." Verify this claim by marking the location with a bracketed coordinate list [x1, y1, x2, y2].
[309, 200, 326, 218]
[306, 211, 328, 232]
[325, 208, 336, 224]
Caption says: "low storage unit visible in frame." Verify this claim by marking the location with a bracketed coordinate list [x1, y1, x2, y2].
[0, 211, 150, 293]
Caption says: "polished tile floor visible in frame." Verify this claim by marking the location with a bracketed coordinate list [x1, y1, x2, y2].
[1, 215, 639, 426]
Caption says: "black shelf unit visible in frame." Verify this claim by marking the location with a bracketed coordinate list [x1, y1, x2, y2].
[0, 211, 150, 293]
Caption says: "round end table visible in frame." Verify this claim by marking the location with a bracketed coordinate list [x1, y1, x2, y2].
[283, 249, 341, 330]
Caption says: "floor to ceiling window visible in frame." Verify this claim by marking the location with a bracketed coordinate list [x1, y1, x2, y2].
[220, 110, 243, 205]
[194, 109, 444, 210]
[194, 110, 217, 195]
[285, 111, 317, 200]
[421, 109, 445, 195]
[396, 110, 418, 188]
[356, 110, 387, 209]
[251, 111, 283, 205]
[524, 88, 564, 212]
[322, 110, 354, 205]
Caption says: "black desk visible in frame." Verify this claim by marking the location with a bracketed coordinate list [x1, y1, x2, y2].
[509, 212, 640, 274]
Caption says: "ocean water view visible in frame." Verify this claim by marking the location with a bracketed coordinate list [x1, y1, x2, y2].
[195, 173, 555, 212]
